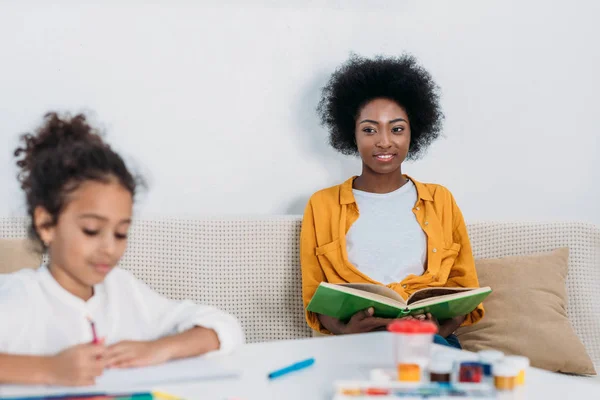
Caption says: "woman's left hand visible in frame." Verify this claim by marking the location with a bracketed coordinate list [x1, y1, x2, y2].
[424, 312, 439, 325]
[424, 313, 466, 338]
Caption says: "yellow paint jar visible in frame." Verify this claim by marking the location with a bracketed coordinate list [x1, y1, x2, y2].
[478, 349, 504, 377]
[397, 363, 421, 382]
[340, 387, 362, 396]
[504, 355, 530, 386]
[492, 361, 519, 391]
[388, 320, 438, 383]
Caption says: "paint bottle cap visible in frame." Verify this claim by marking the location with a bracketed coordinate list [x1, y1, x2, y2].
[493, 361, 519, 377]
[460, 362, 482, 369]
[504, 355, 530, 369]
[429, 358, 453, 374]
[431, 351, 456, 362]
[456, 352, 480, 363]
[387, 319, 438, 334]
[478, 350, 504, 363]
[370, 368, 393, 382]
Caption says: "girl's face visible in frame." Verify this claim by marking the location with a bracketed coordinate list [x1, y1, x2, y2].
[35, 177, 133, 300]
[354, 98, 411, 176]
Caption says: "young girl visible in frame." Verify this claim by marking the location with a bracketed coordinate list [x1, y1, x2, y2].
[301, 54, 484, 348]
[0, 113, 244, 386]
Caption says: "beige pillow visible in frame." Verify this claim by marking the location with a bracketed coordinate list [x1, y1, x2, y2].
[0, 238, 42, 274]
[457, 248, 595, 375]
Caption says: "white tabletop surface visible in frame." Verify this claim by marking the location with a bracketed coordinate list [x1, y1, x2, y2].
[1, 332, 599, 399]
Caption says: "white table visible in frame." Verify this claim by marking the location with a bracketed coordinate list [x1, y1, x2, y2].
[2, 332, 599, 399]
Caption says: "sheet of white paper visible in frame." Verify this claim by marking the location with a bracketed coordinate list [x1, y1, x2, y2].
[0, 356, 240, 397]
[96, 355, 240, 388]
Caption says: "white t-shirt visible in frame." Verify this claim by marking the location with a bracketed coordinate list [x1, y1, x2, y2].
[0, 266, 244, 356]
[346, 180, 427, 285]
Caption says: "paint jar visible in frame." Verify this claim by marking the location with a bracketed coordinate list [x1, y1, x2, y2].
[429, 357, 453, 384]
[504, 355, 530, 386]
[493, 361, 519, 391]
[369, 368, 394, 382]
[458, 362, 483, 383]
[387, 320, 438, 382]
[452, 352, 478, 381]
[365, 387, 390, 396]
[478, 350, 504, 378]
[340, 387, 362, 396]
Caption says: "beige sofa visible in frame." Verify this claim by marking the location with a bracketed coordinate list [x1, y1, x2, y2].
[1, 217, 599, 373]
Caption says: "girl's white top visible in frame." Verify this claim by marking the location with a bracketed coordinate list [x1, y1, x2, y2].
[0, 265, 244, 355]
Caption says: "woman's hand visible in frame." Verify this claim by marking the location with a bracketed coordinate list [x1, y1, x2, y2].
[425, 313, 466, 338]
[341, 308, 398, 334]
[318, 308, 413, 335]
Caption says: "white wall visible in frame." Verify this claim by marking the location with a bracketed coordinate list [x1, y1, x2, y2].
[1, 0, 598, 224]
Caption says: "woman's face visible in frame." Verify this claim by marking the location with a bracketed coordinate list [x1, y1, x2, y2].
[354, 98, 411, 175]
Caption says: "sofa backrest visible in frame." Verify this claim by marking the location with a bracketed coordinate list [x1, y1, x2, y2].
[466, 221, 600, 369]
[0, 217, 312, 343]
[1, 218, 599, 366]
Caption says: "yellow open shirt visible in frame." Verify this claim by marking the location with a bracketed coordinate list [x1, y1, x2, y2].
[300, 176, 484, 334]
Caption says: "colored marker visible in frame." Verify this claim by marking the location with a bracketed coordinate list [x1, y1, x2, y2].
[1, 392, 153, 400]
[267, 357, 315, 380]
[87, 315, 99, 344]
[151, 392, 183, 400]
[111, 394, 153, 400]
[0, 394, 105, 400]
[111, 394, 154, 400]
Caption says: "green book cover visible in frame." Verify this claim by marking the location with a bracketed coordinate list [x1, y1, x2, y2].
[306, 282, 491, 322]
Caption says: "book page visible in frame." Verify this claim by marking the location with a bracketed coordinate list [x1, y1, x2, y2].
[406, 287, 475, 305]
[321, 283, 407, 308]
[407, 287, 491, 308]
[338, 283, 407, 304]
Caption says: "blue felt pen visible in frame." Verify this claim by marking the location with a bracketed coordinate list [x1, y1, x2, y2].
[268, 358, 315, 380]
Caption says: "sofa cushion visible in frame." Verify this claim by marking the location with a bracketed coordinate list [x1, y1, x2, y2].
[0, 238, 42, 274]
[457, 248, 596, 375]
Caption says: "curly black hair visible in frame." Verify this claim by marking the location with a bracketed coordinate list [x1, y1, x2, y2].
[317, 54, 444, 160]
[14, 112, 141, 249]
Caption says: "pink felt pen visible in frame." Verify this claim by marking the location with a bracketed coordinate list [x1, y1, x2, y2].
[87, 315, 99, 344]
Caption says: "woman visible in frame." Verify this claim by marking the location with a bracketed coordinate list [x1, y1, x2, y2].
[300, 54, 483, 348]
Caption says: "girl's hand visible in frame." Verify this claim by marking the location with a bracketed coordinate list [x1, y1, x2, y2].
[105, 340, 171, 369]
[47, 342, 106, 386]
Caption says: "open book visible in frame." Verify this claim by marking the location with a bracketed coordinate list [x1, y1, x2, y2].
[306, 282, 491, 321]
